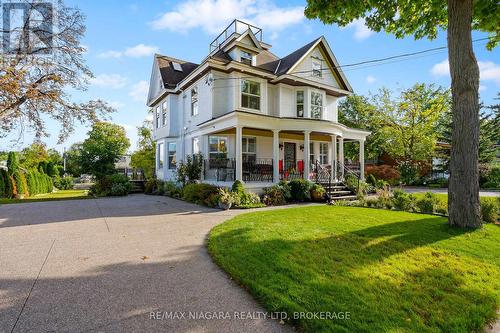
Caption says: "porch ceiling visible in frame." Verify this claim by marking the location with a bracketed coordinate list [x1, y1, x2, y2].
[210, 127, 336, 141]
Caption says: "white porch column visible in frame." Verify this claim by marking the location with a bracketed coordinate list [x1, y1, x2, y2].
[272, 129, 280, 183]
[359, 139, 365, 181]
[235, 126, 243, 181]
[331, 135, 337, 182]
[303, 130, 311, 180]
[338, 136, 344, 180]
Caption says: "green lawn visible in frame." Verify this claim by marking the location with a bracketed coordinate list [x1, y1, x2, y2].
[208, 206, 500, 333]
[0, 189, 89, 204]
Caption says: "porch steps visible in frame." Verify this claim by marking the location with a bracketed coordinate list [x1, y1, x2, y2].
[315, 181, 357, 202]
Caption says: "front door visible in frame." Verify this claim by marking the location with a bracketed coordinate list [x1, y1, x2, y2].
[284, 142, 296, 171]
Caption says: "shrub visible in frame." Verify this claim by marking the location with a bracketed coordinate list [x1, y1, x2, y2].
[366, 174, 377, 187]
[55, 176, 74, 190]
[416, 192, 439, 214]
[435, 201, 448, 215]
[288, 179, 313, 202]
[365, 197, 378, 207]
[376, 186, 393, 209]
[392, 189, 414, 211]
[345, 175, 373, 195]
[229, 180, 263, 208]
[481, 167, 499, 189]
[480, 197, 499, 223]
[182, 183, 219, 205]
[231, 180, 245, 194]
[176, 153, 203, 185]
[365, 165, 400, 184]
[90, 173, 131, 197]
[163, 181, 183, 198]
[262, 184, 288, 206]
[144, 179, 159, 194]
[156, 180, 165, 195]
[12, 171, 26, 197]
[1, 169, 13, 198]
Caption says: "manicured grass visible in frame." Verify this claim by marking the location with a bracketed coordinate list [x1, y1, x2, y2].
[0, 189, 89, 204]
[208, 206, 500, 333]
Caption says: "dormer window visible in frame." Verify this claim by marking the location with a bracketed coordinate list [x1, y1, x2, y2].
[312, 58, 322, 77]
[240, 50, 253, 66]
[171, 61, 183, 72]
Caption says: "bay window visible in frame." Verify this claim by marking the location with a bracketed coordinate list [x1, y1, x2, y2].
[168, 142, 176, 169]
[311, 92, 323, 119]
[155, 106, 160, 128]
[191, 87, 198, 116]
[241, 80, 260, 110]
[157, 143, 164, 169]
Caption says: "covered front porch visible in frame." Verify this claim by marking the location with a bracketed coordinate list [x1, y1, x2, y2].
[200, 127, 366, 186]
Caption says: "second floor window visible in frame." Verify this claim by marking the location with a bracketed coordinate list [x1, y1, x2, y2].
[311, 92, 323, 119]
[191, 87, 199, 116]
[312, 58, 322, 77]
[296, 91, 304, 117]
[162, 101, 167, 126]
[241, 80, 260, 110]
[168, 142, 177, 169]
[240, 50, 253, 66]
[155, 106, 160, 128]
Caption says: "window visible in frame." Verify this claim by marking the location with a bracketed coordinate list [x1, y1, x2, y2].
[241, 80, 260, 110]
[191, 87, 199, 116]
[192, 137, 199, 154]
[240, 50, 253, 66]
[172, 61, 183, 72]
[319, 142, 328, 164]
[157, 143, 164, 169]
[208, 136, 228, 160]
[162, 101, 167, 126]
[309, 142, 315, 163]
[312, 58, 322, 77]
[155, 106, 160, 128]
[242, 137, 256, 163]
[168, 142, 176, 169]
[296, 90, 304, 117]
[311, 92, 323, 119]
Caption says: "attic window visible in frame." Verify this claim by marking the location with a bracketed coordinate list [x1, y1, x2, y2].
[240, 50, 253, 66]
[171, 62, 183, 72]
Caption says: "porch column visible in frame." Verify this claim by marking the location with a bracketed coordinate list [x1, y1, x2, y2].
[359, 139, 365, 181]
[331, 135, 337, 182]
[235, 126, 243, 181]
[338, 136, 344, 180]
[272, 129, 280, 183]
[303, 130, 311, 180]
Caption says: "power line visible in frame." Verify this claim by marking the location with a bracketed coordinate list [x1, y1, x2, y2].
[211, 36, 497, 82]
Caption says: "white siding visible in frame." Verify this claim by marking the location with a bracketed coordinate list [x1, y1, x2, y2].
[292, 46, 341, 89]
[325, 96, 338, 122]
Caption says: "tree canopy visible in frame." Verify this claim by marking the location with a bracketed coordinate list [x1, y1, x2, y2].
[78, 122, 130, 179]
[130, 121, 155, 180]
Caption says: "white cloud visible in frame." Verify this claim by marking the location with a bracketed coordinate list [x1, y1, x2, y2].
[431, 59, 500, 85]
[90, 74, 128, 89]
[150, 0, 304, 36]
[98, 44, 159, 59]
[346, 19, 374, 40]
[478, 61, 500, 85]
[366, 75, 376, 84]
[129, 80, 149, 103]
[431, 59, 450, 77]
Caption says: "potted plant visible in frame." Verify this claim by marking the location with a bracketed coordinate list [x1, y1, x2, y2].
[217, 187, 235, 210]
[310, 183, 326, 201]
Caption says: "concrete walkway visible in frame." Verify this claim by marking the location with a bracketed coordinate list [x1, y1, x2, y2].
[0, 195, 293, 333]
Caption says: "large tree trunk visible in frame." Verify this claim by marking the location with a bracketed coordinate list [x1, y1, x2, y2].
[447, 0, 481, 228]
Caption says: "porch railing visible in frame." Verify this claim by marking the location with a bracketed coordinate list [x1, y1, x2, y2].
[337, 161, 360, 192]
[242, 158, 273, 182]
[280, 159, 304, 181]
[203, 158, 236, 182]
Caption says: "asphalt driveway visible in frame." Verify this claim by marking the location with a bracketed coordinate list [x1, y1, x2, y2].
[0, 195, 292, 333]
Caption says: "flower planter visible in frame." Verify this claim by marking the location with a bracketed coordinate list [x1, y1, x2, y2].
[218, 202, 232, 210]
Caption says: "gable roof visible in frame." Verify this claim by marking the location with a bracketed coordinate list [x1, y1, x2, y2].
[156, 55, 198, 89]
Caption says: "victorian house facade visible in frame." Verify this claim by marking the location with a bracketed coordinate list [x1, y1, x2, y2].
[147, 20, 369, 190]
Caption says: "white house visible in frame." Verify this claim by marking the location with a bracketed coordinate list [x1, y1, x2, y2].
[146, 20, 369, 190]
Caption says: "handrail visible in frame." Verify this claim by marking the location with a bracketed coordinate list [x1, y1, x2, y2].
[337, 161, 360, 193]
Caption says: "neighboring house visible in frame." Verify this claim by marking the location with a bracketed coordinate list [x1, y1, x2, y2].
[146, 20, 369, 190]
[115, 155, 143, 180]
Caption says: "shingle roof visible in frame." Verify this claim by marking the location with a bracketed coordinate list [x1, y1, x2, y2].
[156, 55, 198, 89]
[257, 37, 322, 75]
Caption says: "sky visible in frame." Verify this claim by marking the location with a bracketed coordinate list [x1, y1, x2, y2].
[2, 0, 499, 153]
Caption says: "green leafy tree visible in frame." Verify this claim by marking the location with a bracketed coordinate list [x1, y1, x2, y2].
[130, 122, 155, 180]
[305, 0, 498, 229]
[19, 142, 49, 169]
[78, 122, 130, 180]
[64, 143, 83, 176]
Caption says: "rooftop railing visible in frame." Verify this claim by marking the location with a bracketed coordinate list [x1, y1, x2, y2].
[209, 19, 263, 53]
